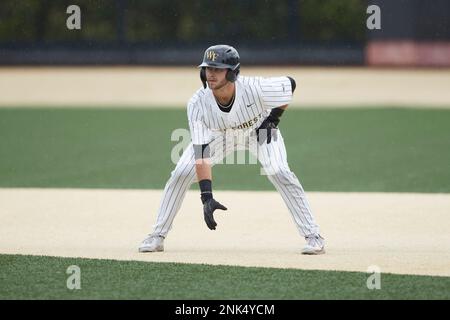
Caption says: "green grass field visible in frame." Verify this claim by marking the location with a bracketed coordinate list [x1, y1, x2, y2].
[1, 107, 449, 300]
[1, 254, 449, 300]
[0, 107, 449, 192]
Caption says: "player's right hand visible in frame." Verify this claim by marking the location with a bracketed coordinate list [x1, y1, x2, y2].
[203, 198, 227, 230]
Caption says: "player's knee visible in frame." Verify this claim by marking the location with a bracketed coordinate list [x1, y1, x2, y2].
[264, 166, 288, 177]
[269, 167, 297, 183]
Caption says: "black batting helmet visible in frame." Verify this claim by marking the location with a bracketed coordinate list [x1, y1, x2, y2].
[199, 44, 240, 88]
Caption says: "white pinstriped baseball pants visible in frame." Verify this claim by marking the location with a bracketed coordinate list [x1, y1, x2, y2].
[151, 131, 320, 238]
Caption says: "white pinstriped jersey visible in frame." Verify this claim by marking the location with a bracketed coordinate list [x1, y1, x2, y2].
[150, 74, 322, 240]
[187, 76, 293, 145]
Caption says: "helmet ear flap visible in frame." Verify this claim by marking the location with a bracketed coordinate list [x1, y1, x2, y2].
[200, 67, 207, 88]
[226, 67, 239, 82]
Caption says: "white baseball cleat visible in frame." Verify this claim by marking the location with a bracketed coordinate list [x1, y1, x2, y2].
[138, 234, 165, 253]
[301, 234, 325, 255]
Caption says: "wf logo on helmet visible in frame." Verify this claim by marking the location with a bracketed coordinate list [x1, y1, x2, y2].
[206, 51, 218, 61]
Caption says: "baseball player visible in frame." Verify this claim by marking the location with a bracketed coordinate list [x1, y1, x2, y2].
[139, 44, 325, 255]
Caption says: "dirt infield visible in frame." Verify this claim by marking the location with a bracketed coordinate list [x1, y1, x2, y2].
[1, 67, 450, 107]
[1, 188, 449, 276]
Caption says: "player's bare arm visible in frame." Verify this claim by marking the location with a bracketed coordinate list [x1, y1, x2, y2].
[195, 157, 212, 181]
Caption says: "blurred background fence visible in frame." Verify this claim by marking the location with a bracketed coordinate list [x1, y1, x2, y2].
[0, 0, 449, 66]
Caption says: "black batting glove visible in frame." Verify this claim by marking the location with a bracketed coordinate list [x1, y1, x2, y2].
[203, 198, 227, 230]
[256, 107, 285, 145]
[256, 118, 279, 145]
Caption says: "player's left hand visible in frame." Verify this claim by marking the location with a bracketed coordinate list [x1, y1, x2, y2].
[256, 118, 278, 145]
[203, 198, 227, 230]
